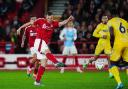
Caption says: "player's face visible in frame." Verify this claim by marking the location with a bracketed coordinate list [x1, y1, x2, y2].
[67, 21, 74, 28]
[46, 15, 53, 23]
[30, 17, 37, 23]
[102, 16, 108, 24]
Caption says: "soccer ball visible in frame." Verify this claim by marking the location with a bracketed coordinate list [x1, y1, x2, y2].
[95, 62, 105, 70]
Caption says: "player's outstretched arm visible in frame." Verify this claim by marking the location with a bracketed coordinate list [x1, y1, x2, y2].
[59, 15, 74, 27]
[17, 22, 32, 35]
[21, 30, 27, 48]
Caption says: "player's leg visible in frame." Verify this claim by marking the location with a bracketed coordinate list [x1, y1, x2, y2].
[45, 49, 66, 67]
[104, 44, 113, 78]
[83, 43, 103, 68]
[60, 46, 68, 73]
[122, 48, 128, 76]
[109, 46, 123, 89]
[110, 63, 123, 89]
[90, 43, 104, 62]
[34, 53, 47, 86]
[27, 47, 40, 76]
[60, 56, 67, 73]
[34, 39, 58, 64]
[74, 55, 83, 73]
[34, 39, 66, 67]
[33, 60, 40, 79]
[27, 53, 37, 76]
[40, 40, 66, 67]
[71, 45, 83, 73]
[106, 54, 114, 78]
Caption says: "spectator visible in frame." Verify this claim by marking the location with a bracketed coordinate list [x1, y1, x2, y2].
[88, 44, 95, 54]
[0, 0, 128, 54]
[79, 43, 88, 54]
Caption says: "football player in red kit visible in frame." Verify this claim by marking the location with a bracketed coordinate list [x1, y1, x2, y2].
[21, 17, 41, 78]
[17, 11, 73, 85]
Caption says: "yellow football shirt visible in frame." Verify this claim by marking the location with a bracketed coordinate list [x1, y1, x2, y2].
[107, 17, 128, 43]
[93, 23, 110, 43]
[93, 23, 111, 55]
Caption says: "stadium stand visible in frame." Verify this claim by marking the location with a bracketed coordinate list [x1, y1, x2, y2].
[0, 0, 128, 54]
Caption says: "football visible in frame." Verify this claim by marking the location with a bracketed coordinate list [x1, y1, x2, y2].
[95, 62, 105, 70]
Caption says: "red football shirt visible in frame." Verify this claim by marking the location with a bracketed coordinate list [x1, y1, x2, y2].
[24, 26, 37, 48]
[34, 18, 59, 43]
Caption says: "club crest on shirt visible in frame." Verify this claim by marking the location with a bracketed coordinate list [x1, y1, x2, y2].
[42, 24, 53, 30]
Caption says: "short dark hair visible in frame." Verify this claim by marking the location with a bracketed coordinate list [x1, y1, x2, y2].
[29, 15, 36, 19]
[47, 11, 53, 16]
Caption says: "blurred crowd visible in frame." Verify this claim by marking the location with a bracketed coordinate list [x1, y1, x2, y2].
[0, 0, 128, 54]
[0, 0, 36, 53]
[51, 0, 128, 54]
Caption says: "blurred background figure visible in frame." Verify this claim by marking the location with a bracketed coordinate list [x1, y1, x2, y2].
[59, 21, 83, 73]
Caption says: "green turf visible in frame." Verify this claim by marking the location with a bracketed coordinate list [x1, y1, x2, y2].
[0, 70, 127, 89]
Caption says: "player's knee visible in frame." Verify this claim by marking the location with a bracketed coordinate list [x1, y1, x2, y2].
[40, 59, 47, 67]
[45, 49, 51, 54]
[32, 53, 37, 59]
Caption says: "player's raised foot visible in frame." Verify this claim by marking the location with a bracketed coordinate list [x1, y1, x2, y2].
[55, 62, 67, 67]
[60, 67, 65, 74]
[109, 73, 114, 79]
[27, 67, 32, 77]
[116, 83, 124, 89]
[76, 67, 83, 73]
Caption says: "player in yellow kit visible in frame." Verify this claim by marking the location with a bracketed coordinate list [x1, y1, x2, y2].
[93, 16, 111, 61]
[83, 17, 110, 62]
[107, 16, 128, 89]
[83, 16, 113, 77]
[91, 16, 112, 76]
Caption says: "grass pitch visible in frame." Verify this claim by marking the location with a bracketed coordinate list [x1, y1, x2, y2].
[0, 70, 127, 89]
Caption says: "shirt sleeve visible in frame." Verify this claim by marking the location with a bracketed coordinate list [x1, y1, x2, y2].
[93, 24, 103, 38]
[34, 18, 44, 26]
[53, 21, 59, 28]
[59, 28, 65, 40]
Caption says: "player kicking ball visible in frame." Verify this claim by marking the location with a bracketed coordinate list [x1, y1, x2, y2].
[17, 11, 74, 86]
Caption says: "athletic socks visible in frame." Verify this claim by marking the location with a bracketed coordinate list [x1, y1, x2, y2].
[36, 66, 45, 82]
[46, 53, 58, 64]
[109, 66, 122, 84]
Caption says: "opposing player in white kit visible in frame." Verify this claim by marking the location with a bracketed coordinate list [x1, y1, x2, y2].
[59, 21, 83, 73]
